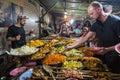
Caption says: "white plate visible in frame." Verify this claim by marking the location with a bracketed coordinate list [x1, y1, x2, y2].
[115, 43, 120, 54]
[19, 68, 33, 80]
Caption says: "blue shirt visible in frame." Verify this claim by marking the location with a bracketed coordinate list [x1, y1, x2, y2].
[75, 28, 83, 36]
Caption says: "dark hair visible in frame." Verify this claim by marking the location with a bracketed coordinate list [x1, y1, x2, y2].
[17, 15, 28, 22]
[76, 22, 82, 28]
[83, 20, 91, 28]
[103, 4, 112, 13]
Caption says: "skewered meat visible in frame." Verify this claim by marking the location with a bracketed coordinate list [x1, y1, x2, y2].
[31, 69, 48, 80]
[61, 69, 83, 79]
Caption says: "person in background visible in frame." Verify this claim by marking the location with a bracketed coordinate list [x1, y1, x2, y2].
[47, 23, 55, 35]
[82, 20, 91, 37]
[40, 22, 49, 37]
[68, 23, 83, 37]
[83, 16, 92, 29]
[6, 15, 28, 49]
[67, 1, 120, 73]
[57, 22, 70, 37]
[74, 23, 83, 37]
[103, 4, 112, 14]
[55, 24, 60, 34]
[28, 29, 36, 40]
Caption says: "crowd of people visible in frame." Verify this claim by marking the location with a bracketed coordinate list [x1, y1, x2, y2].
[54, 20, 91, 38]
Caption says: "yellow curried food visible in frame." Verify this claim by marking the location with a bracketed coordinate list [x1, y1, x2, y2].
[43, 54, 67, 64]
[82, 51, 94, 57]
[30, 40, 57, 60]
[51, 46, 65, 54]
[30, 52, 45, 60]
[83, 57, 103, 70]
[78, 46, 88, 51]
[39, 40, 55, 53]
[66, 39, 75, 44]
[63, 60, 83, 70]
[26, 40, 44, 47]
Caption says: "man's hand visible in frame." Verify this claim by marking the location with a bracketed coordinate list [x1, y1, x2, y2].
[16, 34, 21, 40]
[95, 47, 108, 55]
[65, 46, 72, 51]
[66, 40, 81, 51]
[65, 44, 74, 51]
[29, 29, 35, 36]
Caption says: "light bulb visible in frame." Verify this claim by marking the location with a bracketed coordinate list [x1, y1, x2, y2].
[64, 11, 67, 14]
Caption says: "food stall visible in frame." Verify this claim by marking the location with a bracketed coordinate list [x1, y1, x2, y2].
[1, 0, 120, 80]
[6, 36, 120, 80]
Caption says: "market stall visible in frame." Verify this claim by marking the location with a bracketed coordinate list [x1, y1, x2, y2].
[6, 36, 120, 80]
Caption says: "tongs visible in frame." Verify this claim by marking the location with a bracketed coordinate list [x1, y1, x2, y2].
[43, 65, 56, 80]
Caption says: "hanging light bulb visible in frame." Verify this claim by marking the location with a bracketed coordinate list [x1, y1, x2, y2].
[64, 11, 67, 15]
[64, 14, 67, 19]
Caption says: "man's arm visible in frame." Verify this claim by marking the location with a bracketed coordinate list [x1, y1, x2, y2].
[95, 45, 115, 55]
[58, 26, 63, 35]
[66, 31, 96, 50]
[7, 37, 16, 41]
[105, 46, 115, 52]
[7, 35, 21, 41]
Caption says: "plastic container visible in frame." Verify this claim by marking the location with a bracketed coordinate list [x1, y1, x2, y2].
[115, 43, 120, 54]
